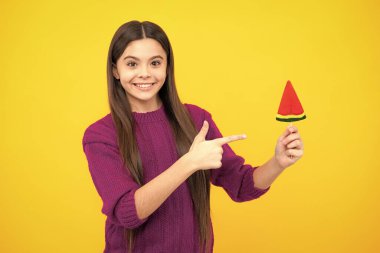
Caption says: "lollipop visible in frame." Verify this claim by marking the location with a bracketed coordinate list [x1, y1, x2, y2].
[276, 80, 306, 159]
[276, 80, 306, 122]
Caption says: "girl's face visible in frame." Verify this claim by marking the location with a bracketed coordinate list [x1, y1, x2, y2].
[113, 38, 167, 112]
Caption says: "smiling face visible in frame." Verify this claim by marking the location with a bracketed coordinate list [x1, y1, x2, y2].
[112, 38, 167, 112]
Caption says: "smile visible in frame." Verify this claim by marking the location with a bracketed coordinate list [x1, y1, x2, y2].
[133, 83, 155, 90]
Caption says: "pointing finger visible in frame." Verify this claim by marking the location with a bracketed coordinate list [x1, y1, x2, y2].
[213, 134, 247, 146]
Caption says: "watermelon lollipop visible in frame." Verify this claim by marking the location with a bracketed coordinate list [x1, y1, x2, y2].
[276, 81, 306, 122]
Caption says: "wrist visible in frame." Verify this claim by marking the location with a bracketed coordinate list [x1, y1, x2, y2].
[271, 156, 286, 171]
[179, 153, 198, 175]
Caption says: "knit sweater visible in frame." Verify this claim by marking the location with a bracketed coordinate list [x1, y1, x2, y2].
[82, 103, 270, 253]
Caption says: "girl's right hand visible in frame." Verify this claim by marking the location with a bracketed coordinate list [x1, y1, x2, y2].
[186, 121, 247, 171]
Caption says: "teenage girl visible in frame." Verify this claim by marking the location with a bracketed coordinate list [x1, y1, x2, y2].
[82, 20, 304, 253]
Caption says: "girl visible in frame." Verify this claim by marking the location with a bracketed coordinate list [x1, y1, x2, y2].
[82, 20, 304, 253]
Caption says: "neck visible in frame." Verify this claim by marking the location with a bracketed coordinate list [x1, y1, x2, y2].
[130, 98, 163, 113]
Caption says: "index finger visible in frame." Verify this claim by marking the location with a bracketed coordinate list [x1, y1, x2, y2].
[213, 134, 247, 146]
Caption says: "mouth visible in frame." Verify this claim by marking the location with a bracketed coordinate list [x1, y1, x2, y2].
[132, 83, 155, 90]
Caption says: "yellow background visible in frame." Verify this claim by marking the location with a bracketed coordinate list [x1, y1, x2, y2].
[1, 0, 379, 252]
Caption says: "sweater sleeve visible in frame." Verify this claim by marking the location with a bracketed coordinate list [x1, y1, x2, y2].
[204, 110, 270, 202]
[82, 129, 148, 229]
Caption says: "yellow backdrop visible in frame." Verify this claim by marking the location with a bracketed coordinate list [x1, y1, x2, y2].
[1, 0, 379, 252]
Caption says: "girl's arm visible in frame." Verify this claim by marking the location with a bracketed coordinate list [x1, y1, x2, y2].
[134, 154, 196, 219]
[253, 125, 304, 190]
[135, 120, 245, 219]
[83, 118, 237, 226]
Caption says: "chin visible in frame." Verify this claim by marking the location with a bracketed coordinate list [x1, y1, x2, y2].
[128, 93, 158, 102]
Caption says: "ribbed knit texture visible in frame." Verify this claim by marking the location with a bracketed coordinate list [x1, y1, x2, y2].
[82, 103, 270, 253]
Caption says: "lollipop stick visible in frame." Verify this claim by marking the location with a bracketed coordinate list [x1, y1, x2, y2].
[288, 123, 294, 159]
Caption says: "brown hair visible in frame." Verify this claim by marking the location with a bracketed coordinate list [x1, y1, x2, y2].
[106, 20, 211, 252]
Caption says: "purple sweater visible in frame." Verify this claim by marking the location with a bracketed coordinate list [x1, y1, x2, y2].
[82, 103, 270, 253]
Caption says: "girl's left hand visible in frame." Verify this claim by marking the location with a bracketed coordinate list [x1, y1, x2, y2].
[275, 125, 304, 169]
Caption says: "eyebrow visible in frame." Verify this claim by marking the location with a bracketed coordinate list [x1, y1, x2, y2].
[123, 55, 164, 61]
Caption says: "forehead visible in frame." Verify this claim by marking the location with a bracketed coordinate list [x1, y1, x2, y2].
[122, 38, 167, 59]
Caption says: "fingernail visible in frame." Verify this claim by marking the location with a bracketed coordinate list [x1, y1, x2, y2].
[242, 134, 247, 138]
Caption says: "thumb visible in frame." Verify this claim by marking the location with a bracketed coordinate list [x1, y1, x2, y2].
[193, 120, 209, 144]
[279, 126, 291, 142]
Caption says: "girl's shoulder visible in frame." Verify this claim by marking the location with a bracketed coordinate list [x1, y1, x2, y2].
[82, 113, 117, 149]
[183, 103, 213, 129]
[184, 103, 208, 117]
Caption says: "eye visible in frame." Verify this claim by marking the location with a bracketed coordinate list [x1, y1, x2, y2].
[151, 60, 161, 66]
[126, 61, 137, 67]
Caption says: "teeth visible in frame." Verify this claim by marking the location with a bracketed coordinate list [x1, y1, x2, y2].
[134, 83, 153, 88]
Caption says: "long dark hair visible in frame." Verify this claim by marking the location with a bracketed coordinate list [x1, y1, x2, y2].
[106, 20, 211, 252]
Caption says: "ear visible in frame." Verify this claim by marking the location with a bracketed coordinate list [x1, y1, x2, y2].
[112, 63, 120, 79]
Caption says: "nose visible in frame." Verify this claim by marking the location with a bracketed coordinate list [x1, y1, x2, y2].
[138, 65, 151, 78]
